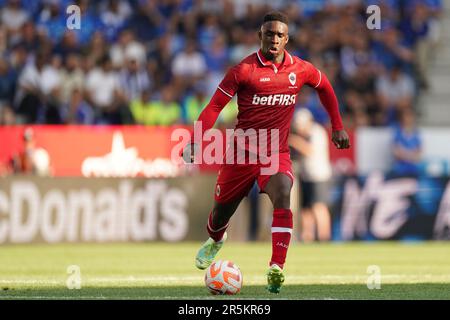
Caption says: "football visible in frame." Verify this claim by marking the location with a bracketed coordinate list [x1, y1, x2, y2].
[204, 260, 243, 295]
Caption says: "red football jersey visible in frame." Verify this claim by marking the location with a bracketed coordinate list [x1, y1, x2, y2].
[217, 49, 323, 154]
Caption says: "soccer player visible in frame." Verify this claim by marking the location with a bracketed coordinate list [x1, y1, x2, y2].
[183, 11, 350, 293]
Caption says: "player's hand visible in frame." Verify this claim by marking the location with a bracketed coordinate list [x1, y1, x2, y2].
[182, 143, 199, 164]
[331, 130, 350, 149]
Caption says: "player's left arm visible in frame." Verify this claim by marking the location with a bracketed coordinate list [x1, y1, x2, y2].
[306, 63, 351, 149]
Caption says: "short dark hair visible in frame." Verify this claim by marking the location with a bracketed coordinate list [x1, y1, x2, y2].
[99, 53, 111, 66]
[263, 11, 289, 25]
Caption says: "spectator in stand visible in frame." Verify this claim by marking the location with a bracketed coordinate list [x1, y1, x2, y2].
[59, 53, 85, 116]
[0, 57, 17, 108]
[13, 21, 40, 55]
[342, 37, 378, 126]
[171, 39, 207, 95]
[230, 31, 259, 64]
[340, 35, 375, 80]
[85, 54, 130, 124]
[147, 32, 176, 90]
[131, 85, 180, 126]
[0, 25, 7, 56]
[289, 109, 333, 242]
[130, 88, 152, 125]
[295, 0, 327, 18]
[84, 31, 109, 71]
[10, 127, 52, 176]
[391, 109, 423, 176]
[203, 32, 230, 96]
[183, 84, 209, 125]
[147, 85, 181, 126]
[0, 0, 29, 36]
[71, 0, 105, 45]
[110, 29, 146, 70]
[53, 31, 80, 62]
[118, 47, 151, 104]
[36, 0, 66, 43]
[0, 104, 16, 125]
[15, 50, 61, 123]
[203, 32, 230, 73]
[126, 0, 165, 44]
[400, 2, 434, 89]
[39, 52, 64, 124]
[373, 26, 415, 74]
[376, 64, 415, 125]
[64, 88, 94, 125]
[100, 0, 133, 42]
[198, 13, 221, 51]
[8, 43, 28, 80]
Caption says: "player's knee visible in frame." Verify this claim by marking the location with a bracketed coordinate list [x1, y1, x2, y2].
[272, 188, 291, 208]
[266, 173, 292, 208]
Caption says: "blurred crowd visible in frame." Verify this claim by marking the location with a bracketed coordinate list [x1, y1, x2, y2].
[0, 0, 443, 128]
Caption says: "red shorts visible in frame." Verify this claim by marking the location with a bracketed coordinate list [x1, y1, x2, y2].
[214, 152, 294, 204]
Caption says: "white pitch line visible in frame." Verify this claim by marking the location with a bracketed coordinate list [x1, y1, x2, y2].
[1, 274, 449, 286]
[0, 296, 329, 300]
[0, 280, 61, 284]
[0, 296, 110, 300]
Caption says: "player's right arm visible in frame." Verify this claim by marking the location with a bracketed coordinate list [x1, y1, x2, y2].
[182, 64, 244, 163]
[195, 89, 232, 139]
[182, 90, 231, 163]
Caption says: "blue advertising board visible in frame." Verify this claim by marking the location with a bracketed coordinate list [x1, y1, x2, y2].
[330, 172, 450, 241]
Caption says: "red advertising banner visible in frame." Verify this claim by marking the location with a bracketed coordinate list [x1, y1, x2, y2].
[0, 125, 355, 177]
[0, 125, 190, 177]
[328, 129, 356, 175]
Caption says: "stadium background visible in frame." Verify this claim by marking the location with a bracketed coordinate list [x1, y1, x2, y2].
[0, 0, 449, 300]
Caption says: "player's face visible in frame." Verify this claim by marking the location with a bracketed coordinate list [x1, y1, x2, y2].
[259, 21, 289, 61]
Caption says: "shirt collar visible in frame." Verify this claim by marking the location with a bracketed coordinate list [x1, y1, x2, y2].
[256, 49, 294, 67]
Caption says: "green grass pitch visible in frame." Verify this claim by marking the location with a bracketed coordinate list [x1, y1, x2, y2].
[0, 242, 449, 300]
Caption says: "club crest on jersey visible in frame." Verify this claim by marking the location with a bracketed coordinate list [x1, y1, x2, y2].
[216, 184, 221, 197]
[288, 72, 296, 86]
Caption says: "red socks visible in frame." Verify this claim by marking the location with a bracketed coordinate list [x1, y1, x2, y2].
[270, 208, 293, 269]
[205, 208, 292, 269]
[206, 211, 229, 242]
